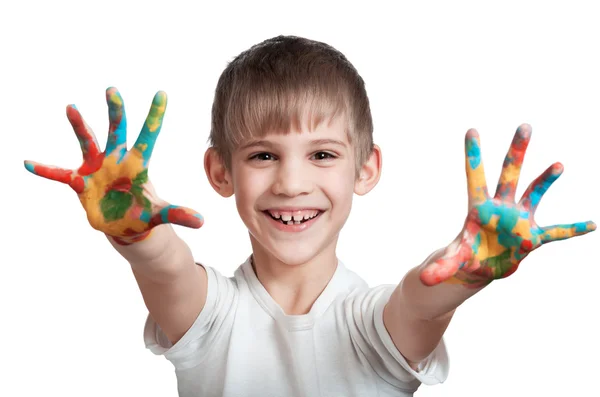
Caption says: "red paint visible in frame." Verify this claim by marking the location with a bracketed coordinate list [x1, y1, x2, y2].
[106, 176, 132, 194]
[34, 165, 73, 184]
[70, 176, 85, 194]
[166, 208, 202, 228]
[503, 263, 519, 278]
[112, 229, 151, 245]
[77, 152, 105, 176]
[66, 106, 101, 160]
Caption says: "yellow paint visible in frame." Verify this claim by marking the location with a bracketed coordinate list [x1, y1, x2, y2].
[77, 144, 148, 236]
[499, 162, 520, 184]
[512, 218, 533, 239]
[107, 89, 123, 106]
[146, 95, 167, 133]
[466, 163, 488, 202]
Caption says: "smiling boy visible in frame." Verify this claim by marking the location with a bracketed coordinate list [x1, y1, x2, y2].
[25, 35, 595, 396]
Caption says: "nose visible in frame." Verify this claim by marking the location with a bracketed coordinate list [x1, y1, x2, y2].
[271, 158, 313, 197]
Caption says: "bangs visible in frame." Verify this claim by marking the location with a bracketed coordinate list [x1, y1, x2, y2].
[223, 78, 352, 149]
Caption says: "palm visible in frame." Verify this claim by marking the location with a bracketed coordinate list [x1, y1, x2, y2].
[25, 88, 203, 244]
[421, 124, 595, 287]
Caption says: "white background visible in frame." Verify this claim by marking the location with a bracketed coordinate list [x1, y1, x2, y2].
[2, 0, 599, 396]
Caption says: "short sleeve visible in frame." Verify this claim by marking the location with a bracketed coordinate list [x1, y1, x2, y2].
[345, 284, 449, 390]
[143, 264, 239, 370]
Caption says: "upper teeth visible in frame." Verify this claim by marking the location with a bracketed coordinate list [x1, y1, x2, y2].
[269, 210, 319, 222]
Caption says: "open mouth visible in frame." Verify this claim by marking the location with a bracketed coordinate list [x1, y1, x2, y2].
[263, 210, 323, 226]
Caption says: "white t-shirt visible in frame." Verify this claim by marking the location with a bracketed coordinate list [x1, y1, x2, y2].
[144, 257, 449, 396]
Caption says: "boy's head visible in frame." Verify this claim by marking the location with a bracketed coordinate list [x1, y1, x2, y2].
[205, 35, 381, 266]
[209, 35, 374, 174]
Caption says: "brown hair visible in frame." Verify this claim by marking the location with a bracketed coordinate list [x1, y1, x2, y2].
[209, 35, 374, 173]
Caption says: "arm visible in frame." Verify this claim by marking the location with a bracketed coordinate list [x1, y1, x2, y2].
[384, 248, 483, 367]
[109, 224, 208, 344]
[25, 87, 207, 344]
[383, 124, 596, 369]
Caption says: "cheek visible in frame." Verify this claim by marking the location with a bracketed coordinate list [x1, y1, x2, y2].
[322, 169, 355, 210]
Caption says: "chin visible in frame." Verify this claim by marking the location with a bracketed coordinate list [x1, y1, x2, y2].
[251, 233, 335, 267]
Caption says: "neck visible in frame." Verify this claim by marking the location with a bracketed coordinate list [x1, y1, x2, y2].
[249, 237, 339, 315]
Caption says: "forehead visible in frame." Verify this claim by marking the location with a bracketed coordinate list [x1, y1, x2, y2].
[238, 115, 350, 148]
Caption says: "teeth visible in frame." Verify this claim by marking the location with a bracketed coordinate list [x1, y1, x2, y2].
[267, 210, 321, 225]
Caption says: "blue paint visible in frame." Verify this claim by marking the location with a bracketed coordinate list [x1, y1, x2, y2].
[472, 233, 481, 253]
[160, 205, 174, 224]
[24, 162, 35, 173]
[466, 137, 481, 169]
[498, 233, 522, 250]
[140, 210, 152, 223]
[574, 222, 589, 233]
[496, 206, 520, 234]
[105, 89, 128, 156]
[477, 200, 495, 225]
[529, 171, 560, 209]
[116, 147, 127, 165]
[134, 92, 166, 168]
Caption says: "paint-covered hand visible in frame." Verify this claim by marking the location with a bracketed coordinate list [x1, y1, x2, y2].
[24, 88, 203, 245]
[420, 124, 595, 288]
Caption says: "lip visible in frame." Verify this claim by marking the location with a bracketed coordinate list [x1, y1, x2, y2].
[263, 207, 324, 212]
[263, 210, 323, 232]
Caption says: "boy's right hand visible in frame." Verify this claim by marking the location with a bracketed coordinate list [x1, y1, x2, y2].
[24, 87, 203, 245]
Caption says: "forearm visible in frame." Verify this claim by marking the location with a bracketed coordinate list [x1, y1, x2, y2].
[107, 224, 195, 282]
[384, 248, 486, 364]
[397, 248, 485, 320]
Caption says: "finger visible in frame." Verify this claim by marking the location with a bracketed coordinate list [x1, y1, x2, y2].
[519, 162, 563, 213]
[540, 221, 596, 244]
[494, 123, 532, 201]
[23, 160, 85, 193]
[105, 87, 128, 159]
[66, 105, 102, 164]
[148, 204, 204, 229]
[464, 128, 489, 204]
[24, 160, 73, 183]
[420, 240, 474, 286]
[133, 91, 167, 167]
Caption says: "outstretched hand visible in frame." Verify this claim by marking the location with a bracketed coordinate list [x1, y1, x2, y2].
[24, 88, 203, 244]
[420, 124, 595, 287]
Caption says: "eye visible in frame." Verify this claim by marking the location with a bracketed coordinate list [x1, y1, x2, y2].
[249, 152, 277, 161]
[312, 151, 336, 161]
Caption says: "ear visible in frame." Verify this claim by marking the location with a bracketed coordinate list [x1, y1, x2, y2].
[354, 144, 382, 196]
[204, 148, 234, 197]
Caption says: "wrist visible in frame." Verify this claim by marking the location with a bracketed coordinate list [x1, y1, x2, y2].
[108, 225, 192, 278]
[109, 229, 152, 246]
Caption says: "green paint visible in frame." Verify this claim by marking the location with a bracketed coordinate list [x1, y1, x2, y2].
[483, 250, 512, 278]
[133, 169, 149, 185]
[101, 190, 133, 221]
[131, 170, 151, 211]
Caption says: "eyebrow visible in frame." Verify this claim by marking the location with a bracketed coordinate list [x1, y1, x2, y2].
[239, 138, 348, 150]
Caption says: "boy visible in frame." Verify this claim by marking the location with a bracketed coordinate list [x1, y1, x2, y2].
[24, 36, 595, 396]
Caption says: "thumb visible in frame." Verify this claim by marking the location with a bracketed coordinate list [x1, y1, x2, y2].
[150, 204, 204, 229]
[420, 238, 474, 286]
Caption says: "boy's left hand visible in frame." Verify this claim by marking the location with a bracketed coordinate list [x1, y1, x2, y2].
[420, 124, 595, 288]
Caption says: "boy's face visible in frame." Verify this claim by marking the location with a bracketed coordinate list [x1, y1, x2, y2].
[206, 116, 381, 266]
